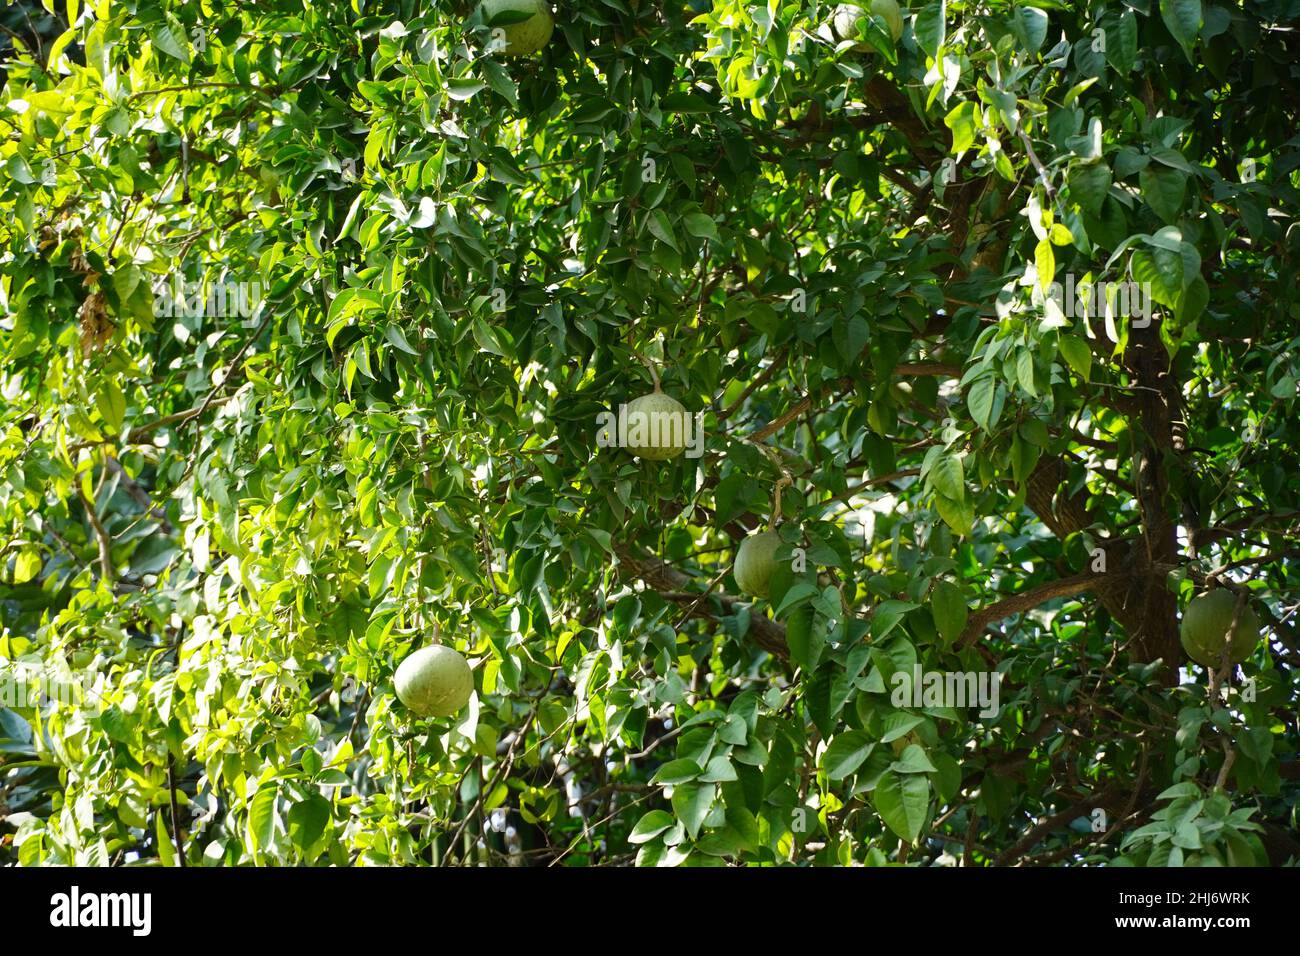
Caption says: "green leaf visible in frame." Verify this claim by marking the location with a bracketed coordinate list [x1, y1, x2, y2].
[1160, 0, 1202, 63]
[1058, 334, 1092, 382]
[248, 787, 278, 852]
[913, 0, 946, 59]
[966, 374, 999, 431]
[155, 812, 176, 866]
[929, 579, 969, 644]
[880, 713, 925, 743]
[11, 546, 42, 584]
[1130, 247, 1182, 309]
[873, 770, 930, 842]
[384, 324, 420, 355]
[99, 705, 133, 743]
[1010, 7, 1048, 53]
[1176, 274, 1209, 323]
[935, 493, 975, 535]
[7, 155, 35, 185]
[1067, 162, 1111, 217]
[652, 759, 703, 785]
[628, 810, 675, 844]
[1139, 164, 1187, 224]
[773, 581, 819, 618]
[286, 793, 330, 852]
[945, 101, 980, 155]
[871, 600, 918, 640]
[930, 752, 963, 803]
[648, 209, 678, 250]
[1172, 820, 1203, 849]
[700, 755, 738, 783]
[152, 22, 189, 62]
[823, 730, 875, 780]
[932, 453, 965, 502]
[1107, 10, 1139, 74]
[1035, 237, 1055, 291]
[784, 604, 823, 672]
[446, 78, 487, 101]
[683, 213, 718, 240]
[891, 743, 938, 774]
[671, 782, 714, 840]
[472, 316, 507, 356]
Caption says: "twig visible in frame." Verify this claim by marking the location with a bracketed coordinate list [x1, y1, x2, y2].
[1016, 127, 1057, 203]
[894, 362, 962, 377]
[443, 707, 538, 865]
[673, 566, 731, 630]
[105, 456, 173, 533]
[717, 350, 787, 423]
[832, 468, 921, 503]
[166, 755, 187, 867]
[77, 481, 114, 586]
[178, 306, 273, 435]
[749, 395, 814, 442]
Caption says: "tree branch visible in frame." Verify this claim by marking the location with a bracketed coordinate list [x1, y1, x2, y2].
[718, 351, 787, 423]
[613, 544, 788, 660]
[106, 456, 174, 534]
[77, 483, 115, 587]
[959, 572, 1111, 646]
[994, 786, 1120, 866]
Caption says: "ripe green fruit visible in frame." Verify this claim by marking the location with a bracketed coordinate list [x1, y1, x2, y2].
[481, 0, 554, 56]
[394, 645, 474, 717]
[832, 0, 905, 50]
[1179, 589, 1260, 667]
[624, 390, 690, 461]
[734, 530, 783, 599]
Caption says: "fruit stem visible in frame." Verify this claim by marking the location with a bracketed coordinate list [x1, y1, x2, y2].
[635, 351, 661, 392]
[770, 475, 792, 530]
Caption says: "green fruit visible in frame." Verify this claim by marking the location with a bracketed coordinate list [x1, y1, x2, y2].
[394, 645, 474, 717]
[1179, 589, 1260, 667]
[481, 0, 554, 56]
[832, 0, 905, 50]
[890, 730, 921, 756]
[734, 530, 783, 599]
[624, 390, 690, 461]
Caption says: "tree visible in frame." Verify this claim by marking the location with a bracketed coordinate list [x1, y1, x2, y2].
[1, 0, 1298, 867]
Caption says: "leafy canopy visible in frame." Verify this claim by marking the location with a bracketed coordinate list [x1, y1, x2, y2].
[1, 0, 1298, 867]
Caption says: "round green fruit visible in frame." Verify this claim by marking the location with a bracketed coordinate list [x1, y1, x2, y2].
[1179, 589, 1260, 667]
[481, 0, 554, 56]
[394, 644, 474, 717]
[734, 530, 783, 599]
[624, 390, 690, 461]
[832, 0, 905, 50]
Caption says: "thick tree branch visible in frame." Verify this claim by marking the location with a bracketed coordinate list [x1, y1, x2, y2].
[959, 572, 1112, 646]
[994, 787, 1121, 866]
